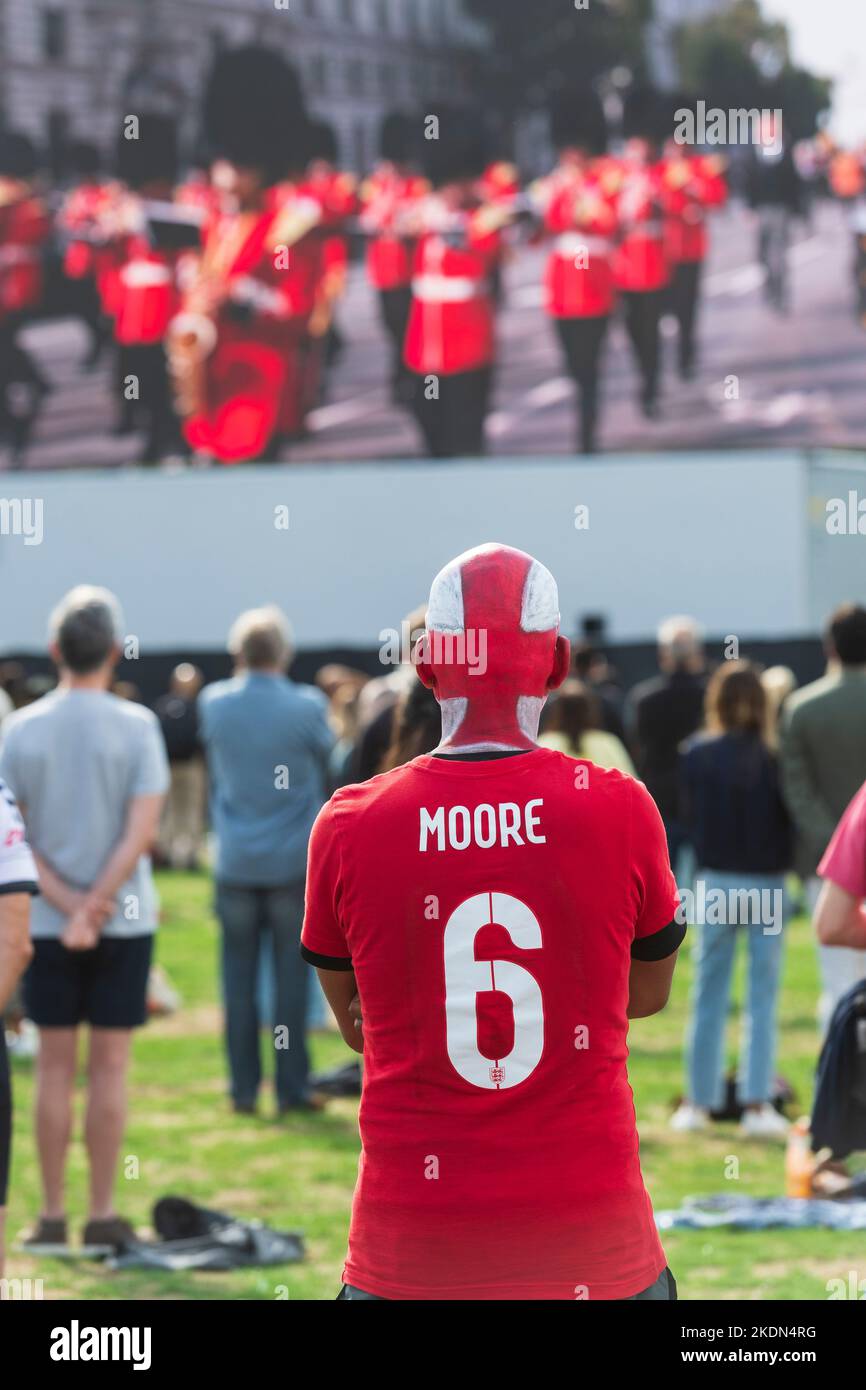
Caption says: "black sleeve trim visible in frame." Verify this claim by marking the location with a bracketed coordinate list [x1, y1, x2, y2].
[300, 942, 353, 971]
[0, 880, 39, 897]
[631, 916, 686, 962]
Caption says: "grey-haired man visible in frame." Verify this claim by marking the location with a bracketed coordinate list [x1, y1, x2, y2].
[0, 585, 168, 1255]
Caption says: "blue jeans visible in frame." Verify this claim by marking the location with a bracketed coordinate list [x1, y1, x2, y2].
[216, 881, 311, 1109]
[687, 870, 786, 1109]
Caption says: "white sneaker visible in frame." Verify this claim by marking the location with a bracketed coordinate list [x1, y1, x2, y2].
[670, 1103, 710, 1132]
[740, 1104, 790, 1138]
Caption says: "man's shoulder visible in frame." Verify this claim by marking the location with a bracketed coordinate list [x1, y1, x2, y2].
[628, 674, 667, 707]
[785, 673, 848, 720]
[2, 690, 59, 740]
[285, 680, 328, 713]
[108, 694, 161, 734]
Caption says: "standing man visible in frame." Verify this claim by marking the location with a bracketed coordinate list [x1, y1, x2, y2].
[0, 586, 168, 1255]
[198, 607, 334, 1115]
[0, 132, 51, 462]
[780, 603, 866, 1029]
[626, 616, 708, 879]
[746, 113, 803, 314]
[303, 543, 683, 1300]
[661, 96, 727, 380]
[614, 90, 669, 420]
[0, 779, 37, 1278]
[359, 113, 428, 406]
[404, 116, 507, 458]
[540, 93, 617, 454]
[155, 663, 205, 870]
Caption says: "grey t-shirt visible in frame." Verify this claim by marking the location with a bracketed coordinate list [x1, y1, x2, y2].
[0, 688, 170, 938]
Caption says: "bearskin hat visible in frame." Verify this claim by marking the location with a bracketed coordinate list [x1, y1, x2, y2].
[202, 44, 310, 183]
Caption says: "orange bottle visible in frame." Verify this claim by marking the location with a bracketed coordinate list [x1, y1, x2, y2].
[785, 1118, 814, 1198]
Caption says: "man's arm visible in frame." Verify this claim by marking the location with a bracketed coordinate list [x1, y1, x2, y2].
[628, 949, 679, 1019]
[31, 851, 84, 918]
[64, 793, 164, 949]
[813, 880, 866, 949]
[0, 893, 33, 1014]
[779, 709, 837, 854]
[315, 967, 363, 1054]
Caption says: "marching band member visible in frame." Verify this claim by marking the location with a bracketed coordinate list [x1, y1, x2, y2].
[661, 97, 727, 380]
[298, 120, 359, 386]
[57, 141, 115, 369]
[403, 118, 507, 458]
[359, 113, 429, 405]
[0, 132, 50, 461]
[112, 115, 197, 463]
[613, 90, 670, 419]
[168, 45, 323, 463]
[542, 93, 617, 454]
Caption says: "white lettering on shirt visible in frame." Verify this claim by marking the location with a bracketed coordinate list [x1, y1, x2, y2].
[419, 800, 545, 851]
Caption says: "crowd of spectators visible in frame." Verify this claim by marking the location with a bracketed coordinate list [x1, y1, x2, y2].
[2, 586, 866, 1253]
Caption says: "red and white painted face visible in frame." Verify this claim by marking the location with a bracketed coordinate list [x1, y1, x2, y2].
[416, 543, 570, 753]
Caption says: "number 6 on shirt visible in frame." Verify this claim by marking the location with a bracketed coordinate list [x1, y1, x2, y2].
[444, 891, 544, 1090]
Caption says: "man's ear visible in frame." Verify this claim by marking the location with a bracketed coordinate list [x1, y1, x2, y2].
[547, 635, 571, 692]
[416, 658, 436, 691]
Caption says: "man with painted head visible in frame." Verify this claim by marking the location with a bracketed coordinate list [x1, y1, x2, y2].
[302, 543, 683, 1300]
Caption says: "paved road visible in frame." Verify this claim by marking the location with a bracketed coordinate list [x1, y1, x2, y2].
[7, 198, 865, 472]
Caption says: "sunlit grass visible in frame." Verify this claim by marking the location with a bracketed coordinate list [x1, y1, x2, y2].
[5, 872, 859, 1300]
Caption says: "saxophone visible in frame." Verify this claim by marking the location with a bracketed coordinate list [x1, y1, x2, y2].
[166, 276, 218, 420]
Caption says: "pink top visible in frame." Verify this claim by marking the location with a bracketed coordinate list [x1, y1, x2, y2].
[819, 780, 866, 898]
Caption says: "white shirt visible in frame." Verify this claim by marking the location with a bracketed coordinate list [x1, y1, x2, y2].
[0, 777, 38, 894]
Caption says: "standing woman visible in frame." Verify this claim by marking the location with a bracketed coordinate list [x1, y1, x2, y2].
[671, 661, 792, 1137]
[540, 93, 617, 454]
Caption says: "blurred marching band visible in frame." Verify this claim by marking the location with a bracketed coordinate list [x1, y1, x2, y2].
[1, 43, 864, 467]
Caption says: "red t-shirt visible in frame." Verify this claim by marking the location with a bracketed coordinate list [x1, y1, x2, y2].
[301, 747, 681, 1300]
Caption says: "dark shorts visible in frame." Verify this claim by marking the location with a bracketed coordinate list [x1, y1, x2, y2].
[337, 1266, 678, 1301]
[0, 1028, 10, 1206]
[24, 935, 154, 1029]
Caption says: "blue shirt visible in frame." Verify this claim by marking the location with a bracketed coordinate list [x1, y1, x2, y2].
[198, 673, 335, 886]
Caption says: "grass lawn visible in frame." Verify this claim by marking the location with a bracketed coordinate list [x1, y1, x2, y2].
[5, 870, 862, 1301]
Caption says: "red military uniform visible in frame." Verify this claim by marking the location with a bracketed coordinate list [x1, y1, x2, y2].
[359, 164, 429, 290]
[113, 195, 195, 347]
[404, 200, 502, 376]
[0, 181, 48, 320]
[661, 152, 727, 266]
[540, 159, 619, 454]
[660, 149, 727, 379]
[543, 163, 618, 319]
[171, 186, 324, 461]
[613, 159, 669, 293]
[58, 180, 115, 281]
[403, 193, 505, 457]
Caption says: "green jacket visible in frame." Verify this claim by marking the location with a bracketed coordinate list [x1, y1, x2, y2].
[779, 668, 866, 879]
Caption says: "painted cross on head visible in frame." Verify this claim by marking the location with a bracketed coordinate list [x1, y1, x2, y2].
[416, 542, 570, 752]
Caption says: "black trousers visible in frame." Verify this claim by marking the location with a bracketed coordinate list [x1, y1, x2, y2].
[115, 341, 181, 462]
[410, 366, 491, 458]
[378, 286, 413, 404]
[0, 314, 48, 459]
[621, 289, 663, 407]
[554, 314, 609, 454]
[666, 261, 702, 375]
